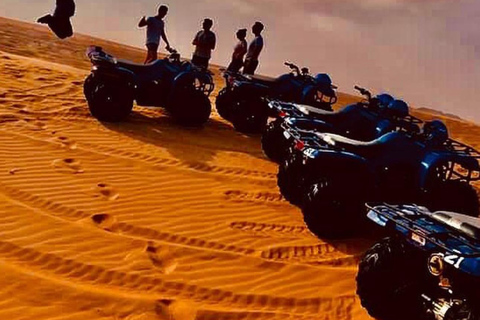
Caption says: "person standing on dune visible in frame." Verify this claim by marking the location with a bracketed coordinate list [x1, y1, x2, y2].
[138, 5, 172, 64]
[37, 0, 76, 39]
[227, 28, 248, 73]
[192, 18, 217, 69]
[243, 22, 264, 75]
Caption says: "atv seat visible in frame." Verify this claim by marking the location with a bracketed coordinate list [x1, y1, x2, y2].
[117, 59, 163, 73]
[245, 74, 278, 86]
[432, 211, 480, 241]
[293, 103, 340, 118]
[316, 131, 406, 158]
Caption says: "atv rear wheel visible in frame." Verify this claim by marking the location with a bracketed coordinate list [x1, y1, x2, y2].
[356, 237, 425, 320]
[277, 156, 305, 206]
[261, 120, 289, 163]
[302, 180, 363, 239]
[215, 88, 235, 121]
[230, 98, 268, 134]
[84, 75, 134, 122]
[425, 180, 479, 217]
[168, 89, 212, 126]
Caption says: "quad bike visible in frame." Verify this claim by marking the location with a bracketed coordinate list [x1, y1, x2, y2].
[83, 46, 214, 126]
[262, 86, 410, 163]
[215, 62, 337, 133]
[357, 203, 480, 320]
[277, 98, 422, 205]
[279, 120, 480, 238]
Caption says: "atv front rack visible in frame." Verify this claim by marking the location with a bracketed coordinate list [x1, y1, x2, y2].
[367, 203, 480, 258]
[444, 139, 480, 159]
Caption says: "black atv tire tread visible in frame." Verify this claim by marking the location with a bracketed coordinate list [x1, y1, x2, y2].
[168, 89, 211, 126]
[261, 120, 287, 163]
[84, 76, 134, 122]
[215, 88, 234, 121]
[302, 181, 362, 239]
[356, 237, 424, 320]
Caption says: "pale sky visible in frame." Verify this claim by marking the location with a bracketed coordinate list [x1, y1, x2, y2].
[0, 0, 479, 122]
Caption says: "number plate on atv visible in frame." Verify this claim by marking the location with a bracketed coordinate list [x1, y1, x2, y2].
[410, 232, 426, 246]
[283, 131, 291, 139]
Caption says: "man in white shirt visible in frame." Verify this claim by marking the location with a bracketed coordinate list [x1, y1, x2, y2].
[138, 5, 172, 64]
[192, 19, 217, 69]
[243, 22, 264, 75]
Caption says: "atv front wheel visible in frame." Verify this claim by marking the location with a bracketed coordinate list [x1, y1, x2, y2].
[168, 89, 212, 126]
[302, 180, 362, 239]
[277, 156, 305, 206]
[84, 75, 134, 122]
[356, 237, 425, 320]
[215, 88, 235, 121]
[261, 120, 289, 163]
[425, 180, 479, 217]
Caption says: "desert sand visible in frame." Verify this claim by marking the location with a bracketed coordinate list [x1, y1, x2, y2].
[0, 16, 478, 320]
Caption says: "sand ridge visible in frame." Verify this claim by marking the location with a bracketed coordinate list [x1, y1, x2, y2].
[0, 17, 478, 320]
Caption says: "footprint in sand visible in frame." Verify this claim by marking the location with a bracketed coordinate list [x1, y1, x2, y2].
[93, 183, 119, 201]
[156, 300, 197, 320]
[54, 136, 77, 150]
[145, 242, 178, 274]
[52, 158, 84, 174]
[91, 213, 117, 231]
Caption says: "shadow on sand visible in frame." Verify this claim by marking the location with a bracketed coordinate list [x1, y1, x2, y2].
[100, 108, 268, 166]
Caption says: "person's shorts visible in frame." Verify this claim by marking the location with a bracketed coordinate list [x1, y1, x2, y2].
[227, 59, 243, 73]
[146, 43, 159, 52]
[243, 59, 259, 75]
[192, 55, 210, 68]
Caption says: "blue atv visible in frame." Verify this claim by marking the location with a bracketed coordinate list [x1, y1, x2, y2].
[281, 120, 480, 238]
[277, 99, 422, 205]
[83, 46, 214, 126]
[357, 203, 480, 320]
[262, 86, 413, 163]
[215, 62, 337, 133]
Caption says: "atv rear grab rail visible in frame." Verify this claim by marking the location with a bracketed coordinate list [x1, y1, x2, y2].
[366, 203, 480, 258]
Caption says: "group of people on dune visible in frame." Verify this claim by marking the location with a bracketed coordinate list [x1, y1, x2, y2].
[37, 1, 265, 75]
[138, 4, 265, 75]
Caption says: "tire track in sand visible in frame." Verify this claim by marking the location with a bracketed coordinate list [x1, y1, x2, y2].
[0, 240, 356, 317]
[0, 184, 358, 266]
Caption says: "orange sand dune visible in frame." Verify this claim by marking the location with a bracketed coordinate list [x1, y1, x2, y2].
[0, 16, 478, 320]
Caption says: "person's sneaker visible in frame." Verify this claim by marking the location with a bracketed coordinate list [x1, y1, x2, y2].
[37, 14, 52, 24]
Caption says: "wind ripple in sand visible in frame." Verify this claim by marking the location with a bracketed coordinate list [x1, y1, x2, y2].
[0, 240, 356, 317]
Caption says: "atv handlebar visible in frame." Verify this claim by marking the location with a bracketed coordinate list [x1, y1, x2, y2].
[354, 85, 372, 100]
[284, 61, 301, 76]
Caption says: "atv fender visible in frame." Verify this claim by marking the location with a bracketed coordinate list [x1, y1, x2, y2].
[304, 151, 372, 191]
[91, 66, 136, 85]
[419, 152, 480, 187]
[375, 119, 395, 136]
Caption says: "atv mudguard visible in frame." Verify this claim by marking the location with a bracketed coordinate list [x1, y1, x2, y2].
[419, 152, 480, 187]
[91, 65, 136, 84]
[172, 71, 213, 94]
[304, 149, 372, 185]
[375, 119, 395, 137]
